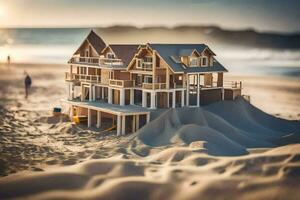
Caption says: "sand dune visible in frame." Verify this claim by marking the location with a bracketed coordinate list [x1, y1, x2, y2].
[1, 98, 300, 200]
[136, 98, 300, 156]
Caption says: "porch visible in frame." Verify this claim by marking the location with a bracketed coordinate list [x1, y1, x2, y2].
[65, 99, 150, 136]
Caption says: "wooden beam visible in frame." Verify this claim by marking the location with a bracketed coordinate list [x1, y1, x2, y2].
[117, 115, 121, 136]
[96, 111, 101, 128]
[120, 89, 125, 106]
[130, 89, 134, 105]
[146, 114, 150, 123]
[181, 90, 185, 107]
[172, 90, 176, 108]
[136, 115, 139, 130]
[132, 115, 136, 133]
[197, 74, 200, 107]
[89, 85, 92, 101]
[122, 115, 126, 135]
[87, 109, 91, 128]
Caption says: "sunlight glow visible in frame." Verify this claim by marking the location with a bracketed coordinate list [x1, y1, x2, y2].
[0, 5, 5, 17]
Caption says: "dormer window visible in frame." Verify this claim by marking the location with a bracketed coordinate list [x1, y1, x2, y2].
[189, 57, 199, 67]
[202, 57, 208, 66]
[143, 56, 153, 63]
[107, 53, 115, 59]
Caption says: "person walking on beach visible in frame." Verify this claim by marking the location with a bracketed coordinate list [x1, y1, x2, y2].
[7, 55, 11, 65]
[24, 71, 32, 99]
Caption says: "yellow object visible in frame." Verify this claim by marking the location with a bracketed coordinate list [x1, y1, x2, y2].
[73, 116, 87, 124]
[103, 125, 116, 132]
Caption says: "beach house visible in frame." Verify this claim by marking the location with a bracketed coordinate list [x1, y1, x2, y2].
[64, 30, 242, 135]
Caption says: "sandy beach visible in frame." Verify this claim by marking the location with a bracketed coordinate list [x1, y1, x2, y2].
[0, 63, 300, 200]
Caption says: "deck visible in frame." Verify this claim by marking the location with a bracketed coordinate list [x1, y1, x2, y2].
[62, 99, 150, 116]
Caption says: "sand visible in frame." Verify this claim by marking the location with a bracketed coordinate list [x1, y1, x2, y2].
[0, 63, 300, 200]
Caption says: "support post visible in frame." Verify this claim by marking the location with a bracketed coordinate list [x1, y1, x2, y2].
[92, 85, 96, 101]
[172, 90, 176, 108]
[120, 89, 125, 106]
[136, 115, 139, 130]
[186, 74, 189, 106]
[117, 115, 121, 136]
[142, 91, 147, 107]
[197, 74, 200, 107]
[81, 84, 84, 101]
[122, 115, 126, 136]
[108, 88, 112, 104]
[87, 109, 91, 128]
[167, 92, 169, 108]
[96, 111, 101, 128]
[130, 89, 134, 105]
[69, 105, 73, 121]
[101, 87, 104, 99]
[146, 113, 150, 123]
[181, 90, 185, 107]
[132, 115, 136, 133]
[150, 91, 156, 109]
[68, 82, 71, 100]
[71, 83, 74, 100]
[221, 87, 225, 100]
[89, 85, 92, 101]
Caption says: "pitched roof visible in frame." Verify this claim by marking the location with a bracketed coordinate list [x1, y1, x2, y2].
[148, 43, 226, 73]
[109, 44, 139, 67]
[87, 30, 106, 54]
[74, 30, 106, 55]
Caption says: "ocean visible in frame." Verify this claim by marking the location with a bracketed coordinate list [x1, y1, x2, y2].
[0, 28, 300, 78]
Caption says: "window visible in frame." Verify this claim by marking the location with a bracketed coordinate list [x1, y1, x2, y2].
[85, 50, 89, 57]
[80, 67, 87, 74]
[189, 57, 199, 67]
[143, 56, 153, 63]
[107, 53, 115, 59]
[136, 59, 142, 68]
[144, 76, 153, 83]
[202, 57, 208, 66]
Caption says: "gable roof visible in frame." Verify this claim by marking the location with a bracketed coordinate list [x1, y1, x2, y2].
[148, 43, 226, 73]
[74, 30, 106, 55]
[108, 44, 140, 67]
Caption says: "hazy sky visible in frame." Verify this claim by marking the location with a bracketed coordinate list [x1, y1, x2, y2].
[0, 0, 299, 32]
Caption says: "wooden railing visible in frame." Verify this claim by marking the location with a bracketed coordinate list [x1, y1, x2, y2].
[99, 58, 123, 68]
[142, 83, 167, 90]
[224, 81, 242, 89]
[109, 79, 135, 88]
[69, 56, 124, 68]
[69, 56, 99, 65]
[65, 72, 101, 83]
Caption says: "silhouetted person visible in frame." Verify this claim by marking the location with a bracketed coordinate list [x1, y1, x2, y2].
[7, 55, 11, 65]
[24, 71, 32, 99]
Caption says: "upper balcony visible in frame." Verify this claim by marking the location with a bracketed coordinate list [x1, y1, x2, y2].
[109, 79, 135, 88]
[65, 72, 102, 84]
[68, 56, 124, 68]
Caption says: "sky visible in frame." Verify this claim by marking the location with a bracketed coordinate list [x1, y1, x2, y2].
[0, 0, 299, 33]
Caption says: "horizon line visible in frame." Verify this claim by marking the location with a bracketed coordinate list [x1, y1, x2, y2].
[0, 24, 299, 35]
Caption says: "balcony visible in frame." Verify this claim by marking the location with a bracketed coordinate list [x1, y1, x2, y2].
[109, 79, 135, 88]
[69, 56, 99, 66]
[68, 56, 124, 68]
[142, 83, 167, 90]
[65, 72, 101, 84]
[223, 81, 242, 89]
[99, 58, 124, 68]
